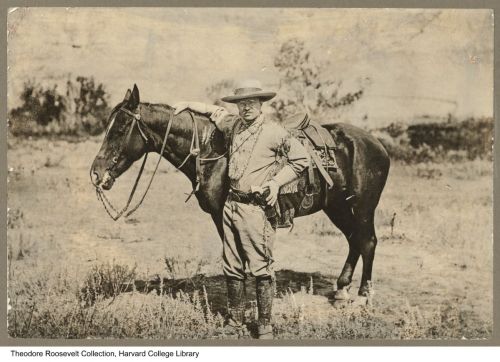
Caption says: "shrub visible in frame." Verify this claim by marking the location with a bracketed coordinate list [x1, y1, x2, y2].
[406, 117, 493, 160]
[8, 76, 111, 137]
[376, 117, 493, 164]
[8, 262, 225, 339]
[8, 260, 491, 339]
[79, 263, 138, 307]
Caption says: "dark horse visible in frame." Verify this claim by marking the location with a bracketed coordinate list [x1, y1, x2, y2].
[91, 85, 390, 301]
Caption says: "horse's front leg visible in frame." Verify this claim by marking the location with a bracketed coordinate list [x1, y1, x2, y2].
[210, 211, 225, 242]
[195, 178, 226, 242]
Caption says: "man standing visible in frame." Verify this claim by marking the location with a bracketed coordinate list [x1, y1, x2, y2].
[174, 80, 309, 339]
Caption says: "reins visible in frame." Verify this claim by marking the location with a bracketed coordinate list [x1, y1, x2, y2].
[94, 107, 226, 220]
[95, 155, 148, 221]
[94, 106, 173, 221]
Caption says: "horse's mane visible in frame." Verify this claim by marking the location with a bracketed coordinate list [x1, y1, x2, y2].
[140, 102, 174, 110]
[106, 100, 215, 138]
[140, 102, 213, 118]
[138, 101, 216, 138]
[136, 102, 226, 154]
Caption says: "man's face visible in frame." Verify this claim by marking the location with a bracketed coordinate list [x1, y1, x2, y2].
[236, 98, 262, 122]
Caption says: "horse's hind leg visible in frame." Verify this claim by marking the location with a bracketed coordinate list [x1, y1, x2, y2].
[354, 215, 377, 300]
[335, 246, 360, 301]
[324, 205, 359, 300]
[325, 205, 377, 304]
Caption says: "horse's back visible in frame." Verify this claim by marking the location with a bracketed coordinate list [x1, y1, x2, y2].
[323, 122, 390, 213]
[325, 122, 389, 164]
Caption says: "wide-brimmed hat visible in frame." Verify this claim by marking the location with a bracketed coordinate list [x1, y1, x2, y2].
[221, 79, 276, 103]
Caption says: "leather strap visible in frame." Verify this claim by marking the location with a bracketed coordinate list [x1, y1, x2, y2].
[228, 189, 255, 204]
[96, 107, 175, 220]
[182, 112, 202, 202]
[307, 123, 338, 168]
[304, 140, 334, 188]
[307, 145, 316, 187]
[309, 124, 329, 159]
[193, 114, 201, 192]
[96, 107, 229, 219]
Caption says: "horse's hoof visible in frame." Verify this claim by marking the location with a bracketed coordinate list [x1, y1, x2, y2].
[358, 282, 374, 307]
[333, 298, 350, 309]
[333, 287, 351, 308]
[334, 287, 350, 301]
[358, 281, 374, 296]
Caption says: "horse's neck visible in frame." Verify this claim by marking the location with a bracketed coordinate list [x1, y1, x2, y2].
[141, 103, 214, 180]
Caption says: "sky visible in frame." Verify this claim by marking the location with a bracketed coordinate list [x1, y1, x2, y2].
[7, 7, 493, 127]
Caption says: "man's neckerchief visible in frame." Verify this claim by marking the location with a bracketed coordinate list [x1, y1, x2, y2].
[228, 114, 265, 183]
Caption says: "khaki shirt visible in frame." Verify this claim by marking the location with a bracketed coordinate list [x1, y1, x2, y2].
[211, 107, 309, 193]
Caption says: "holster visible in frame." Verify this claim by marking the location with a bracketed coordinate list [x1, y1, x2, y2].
[253, 189, 278, 220]
[228, 189, 278, 222]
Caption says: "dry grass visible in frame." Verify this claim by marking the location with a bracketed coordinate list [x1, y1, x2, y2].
[8, 262, 226, 339]
[6, 137, 493, 339]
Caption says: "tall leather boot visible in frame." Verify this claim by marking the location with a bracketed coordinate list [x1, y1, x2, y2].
[226, 278, 246, 328]
[256, 277, 274, 339]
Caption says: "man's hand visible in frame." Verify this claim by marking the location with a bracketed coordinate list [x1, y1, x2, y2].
[261, 180, 280, 206]
[173, 102, 219, 116]
[172, 102, 191, 115]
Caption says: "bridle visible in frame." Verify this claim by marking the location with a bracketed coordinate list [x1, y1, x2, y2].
[91, 106, 226, 221]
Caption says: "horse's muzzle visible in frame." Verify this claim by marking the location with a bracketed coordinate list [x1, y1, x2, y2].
[91, 167, 115, 190]
[91, 170, 100, 186]
[100, 171, 115, 190]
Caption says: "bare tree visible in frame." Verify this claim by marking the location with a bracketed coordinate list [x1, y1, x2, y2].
[270, 38, 367, 123]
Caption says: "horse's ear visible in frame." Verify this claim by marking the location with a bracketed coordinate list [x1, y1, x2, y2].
[123, 89, 132, 102]
[128, 84, 140, 109]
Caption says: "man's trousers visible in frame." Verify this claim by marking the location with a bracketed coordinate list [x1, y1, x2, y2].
[222, 199, 276, 280]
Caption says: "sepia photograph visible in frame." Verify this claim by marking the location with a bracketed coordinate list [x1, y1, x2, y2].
[6, 7, 493, 341]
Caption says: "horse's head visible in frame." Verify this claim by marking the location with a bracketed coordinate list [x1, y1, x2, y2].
[91, 84, 148, 190]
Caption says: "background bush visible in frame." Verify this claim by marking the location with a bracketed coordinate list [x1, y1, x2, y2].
[9, 76, 111, 137]
[375, 116, 493, 164]
[8, 71, 493, 165]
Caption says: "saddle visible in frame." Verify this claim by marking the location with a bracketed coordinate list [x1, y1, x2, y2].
[283, 113, 336, 148]
[283, 113, 338, 188]
[273, 113, 339, 228]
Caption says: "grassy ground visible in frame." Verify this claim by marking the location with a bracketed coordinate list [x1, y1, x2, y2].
[7, 137, 493, 339]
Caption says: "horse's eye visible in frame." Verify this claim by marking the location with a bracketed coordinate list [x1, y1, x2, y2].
[112, 156, 118, 164]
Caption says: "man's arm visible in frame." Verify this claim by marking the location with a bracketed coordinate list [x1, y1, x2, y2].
[262, 126, 310, 206]
[272, 135, 309, 185]
[173, 101, 219, 116]
[173, 102, 238, 140]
